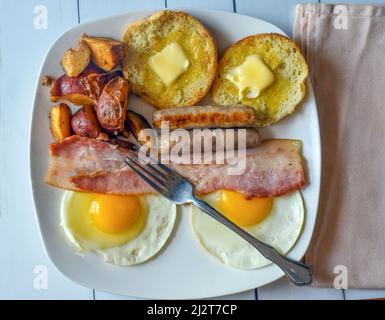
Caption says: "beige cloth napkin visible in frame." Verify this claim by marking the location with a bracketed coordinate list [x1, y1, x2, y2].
[294, 4, 385, 289]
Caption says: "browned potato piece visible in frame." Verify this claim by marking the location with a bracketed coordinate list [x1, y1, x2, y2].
[126, 110, 151, 141]
[80, 33, 124, 71]
[50, 66, 121, 105]
[50, 103, 72, 141]
[61, 41, 91, 77]
[71, 105, 101, 138]
[95, 76, 129, 134]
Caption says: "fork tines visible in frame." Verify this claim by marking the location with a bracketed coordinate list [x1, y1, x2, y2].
[124, 149, 176, 194]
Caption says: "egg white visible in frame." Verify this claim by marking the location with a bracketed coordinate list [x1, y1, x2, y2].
[190, 191, 304, 269]
[61, 192, 177, 266]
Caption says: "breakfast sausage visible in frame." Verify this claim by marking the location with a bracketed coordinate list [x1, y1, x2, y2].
[152, 105, 257, 129]
[125, 109, 261, 153]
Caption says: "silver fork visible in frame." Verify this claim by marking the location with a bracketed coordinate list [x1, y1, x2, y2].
[124, 149, 312, 286]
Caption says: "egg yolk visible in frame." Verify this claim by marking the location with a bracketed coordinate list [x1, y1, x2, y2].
[216, 190, 273, 227]
[89, 195, 141, 234]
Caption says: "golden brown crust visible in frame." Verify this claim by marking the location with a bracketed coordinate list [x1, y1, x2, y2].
[50, 68, 120, 106]
[121, 10, 217, 109]
[94, 76, 129, 134]
[212, 33, 306, 92]
[211, 33, 308, 126]
[60, 40, 91, 77]
[50, 103, 73, 141]
[81, 34, 124, 72]
[152, 105, 257, 129]
[126, 110, 152, 141]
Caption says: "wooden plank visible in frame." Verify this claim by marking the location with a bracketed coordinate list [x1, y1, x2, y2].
[258, 278, 344, 300]
[79, 0, 165, 22]
[167, 0, 234, 11]
[235, 0, 319, 36]
[0, 0, 92, 299]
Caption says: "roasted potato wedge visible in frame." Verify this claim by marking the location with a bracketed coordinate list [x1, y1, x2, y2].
[61, 41, 91, 77]
[50, 66, 121, 105]
[126, 110, 152, 141]
[50, 103, 72, 141]
[51, 77, 95, 105]
[81, 34, 124, 71]
[50, 65, 103, 104]
[95, 76, 129, 134]
[71, 105, 101, 138]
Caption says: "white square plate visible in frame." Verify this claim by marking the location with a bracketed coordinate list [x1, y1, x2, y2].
[29, 9, 321, 299]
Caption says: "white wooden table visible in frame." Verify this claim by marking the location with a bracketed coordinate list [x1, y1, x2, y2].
[1, 0, 385, 300]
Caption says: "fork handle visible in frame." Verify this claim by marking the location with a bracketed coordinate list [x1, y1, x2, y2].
[191, 196, 312, 286]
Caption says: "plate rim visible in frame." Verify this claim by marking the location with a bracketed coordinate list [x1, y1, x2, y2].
[29, 8, 321, 299]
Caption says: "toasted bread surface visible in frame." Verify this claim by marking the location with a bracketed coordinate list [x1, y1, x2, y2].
[121, 10, 217, 109]
[212, 33, 308, 126]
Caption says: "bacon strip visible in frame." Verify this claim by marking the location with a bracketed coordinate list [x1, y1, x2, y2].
[46, 136, 306, 198]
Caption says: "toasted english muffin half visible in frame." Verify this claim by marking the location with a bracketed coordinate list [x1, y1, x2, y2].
[121, 10, 217, 109]
[211, 33, 308, 126]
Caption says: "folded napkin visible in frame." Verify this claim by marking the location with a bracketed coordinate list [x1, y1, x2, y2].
[293, 4, 385, 289]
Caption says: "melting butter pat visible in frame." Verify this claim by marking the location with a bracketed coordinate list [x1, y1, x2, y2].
[148, 43, 190, 86]
[226, 54, 275, 99]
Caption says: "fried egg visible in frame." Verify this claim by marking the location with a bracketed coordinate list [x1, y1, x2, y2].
[190, 190, 304, 269]
[61, 191, 176, 266]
